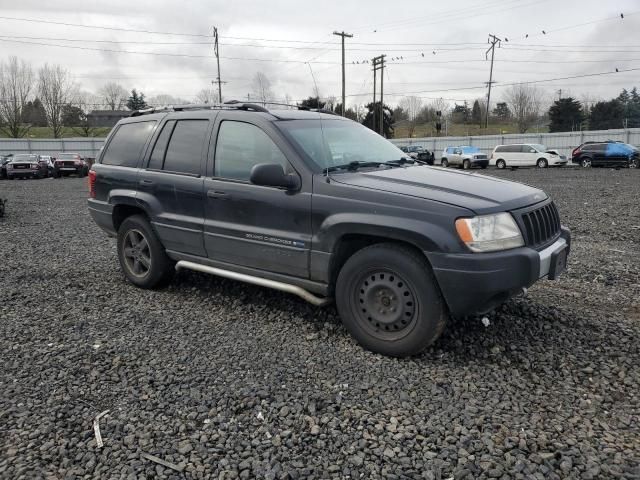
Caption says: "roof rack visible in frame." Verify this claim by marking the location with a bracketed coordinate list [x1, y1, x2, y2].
[129, 101, 269, 117]
[128, 100, 341, 118]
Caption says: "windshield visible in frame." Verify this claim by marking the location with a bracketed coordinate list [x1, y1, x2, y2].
[461, 146, 480, 154]
[278, 120, 407, 170]
[13, 154, 37, 161]
[407, 146, 421, 152]
[58, 154, 79, 160]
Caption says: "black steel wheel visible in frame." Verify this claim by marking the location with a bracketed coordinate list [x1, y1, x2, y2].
[336, 243, 448, 357]
[496, 159, 506, 169]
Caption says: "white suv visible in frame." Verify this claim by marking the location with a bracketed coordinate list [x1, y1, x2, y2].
[490, 144, 568, 169]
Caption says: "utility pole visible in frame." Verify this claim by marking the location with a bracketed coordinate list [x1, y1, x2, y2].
[333, 31, 353, 116]
[213, 27, 223, 103]
[372, 55, 386, 135]
[485, 34, 501, 129]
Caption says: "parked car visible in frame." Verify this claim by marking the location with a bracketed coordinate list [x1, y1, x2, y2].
[571, 141, 639, 168]
[0, 156, 12, 179]
[6, 154, 47, 179]
[88, 103, 570, 357]
[490, 144, 568, 169]
[440, 146, 489, 169]
[39, 155, 56, 177]
[54, 153, 89, 177]
[399, 145, 425, 159]
[416, 149, 435, 165]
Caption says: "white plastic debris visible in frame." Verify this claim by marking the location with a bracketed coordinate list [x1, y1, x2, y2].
[481, 316, 490, 327]
[256, 411, 264, 421]
[92, 410, 110, 448]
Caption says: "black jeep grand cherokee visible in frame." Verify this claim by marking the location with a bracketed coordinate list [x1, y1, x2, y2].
[88, 103, 570, 357]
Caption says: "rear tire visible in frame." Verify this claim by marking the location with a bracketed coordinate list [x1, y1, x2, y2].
[335, 243, 448, 357]
[496, 159, 506, 169]
[581, 157, 592, 168]
[537, 158, 548, 168]
[441, 159, 449, 168]
[117, 215, 174, 289]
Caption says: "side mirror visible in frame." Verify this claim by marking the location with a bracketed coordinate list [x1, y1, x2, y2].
[250, 163, 300, 190]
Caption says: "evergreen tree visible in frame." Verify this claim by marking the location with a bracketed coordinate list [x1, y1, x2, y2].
[548, 97, 584, 132]
[22, 98, 48, 127]
[471, 100, 482, 126]
[298, 96, 325, 109]
[61, 104, 84, 126]
[361, 102, 394, 138]
[589, 99, 624, 130]
[492, 102, 511, 121]
[452, 102, 471, 123]
[126, 89, 147, 110]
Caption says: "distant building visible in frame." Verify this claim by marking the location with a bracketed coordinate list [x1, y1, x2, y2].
[87, 110, 130, 127]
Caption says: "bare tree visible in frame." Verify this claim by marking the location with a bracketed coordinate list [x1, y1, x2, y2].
[504, 84, 543, 133]
[251, 72, 273, 106]
[69, 90, 100, 137]
[399, 96, 423, 137]
[99, 82, 127, 110]
[147, 94, 190, 107]
[195, 88, 218, 104]
[38, 64, 75, 138]
[0, 56, 34, 138]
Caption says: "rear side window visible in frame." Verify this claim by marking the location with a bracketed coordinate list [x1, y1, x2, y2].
[214, 121, 288, 181]
[101, 121, 155, 167]
[162, 120, 209, 175]
[147, 121, 176, 170]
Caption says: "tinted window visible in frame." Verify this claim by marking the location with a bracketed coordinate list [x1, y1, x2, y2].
[163, 120, 209, 175]
[148, 121, 176, 170]
[215, 121, 288, 181]
[102, 121, 155, 167]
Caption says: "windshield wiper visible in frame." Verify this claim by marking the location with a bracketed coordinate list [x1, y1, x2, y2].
[386, 157, 428, 166]
[325, 161, 385, 173]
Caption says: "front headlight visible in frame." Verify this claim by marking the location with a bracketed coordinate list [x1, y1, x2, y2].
[455, 212, 524, 252]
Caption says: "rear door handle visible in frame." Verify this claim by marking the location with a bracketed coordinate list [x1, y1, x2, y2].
[139, 179, 154, 186]
[207, 190, 230, 199]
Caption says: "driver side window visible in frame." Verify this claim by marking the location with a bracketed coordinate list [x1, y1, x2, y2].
[214, 121, 289, 181]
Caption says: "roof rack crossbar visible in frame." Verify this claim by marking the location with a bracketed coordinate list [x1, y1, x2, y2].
[129, 101, 270, 117]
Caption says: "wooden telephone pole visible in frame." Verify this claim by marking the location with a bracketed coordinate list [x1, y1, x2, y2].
[484, 34, 501, 129]
[372, 55, 386, 136]
[333, 31, 353, 116]
[213, 27, 223, 103]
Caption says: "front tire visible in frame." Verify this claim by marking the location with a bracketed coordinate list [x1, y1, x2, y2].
[496, 159, 506, 169]
[537, 158, 548, 168]
[462, 159, 471, 170]
[117, 215, 174, 289]
[336, 243, 448, 357]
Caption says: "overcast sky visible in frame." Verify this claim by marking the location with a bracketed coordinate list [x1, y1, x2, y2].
[0, 0, 639, 109]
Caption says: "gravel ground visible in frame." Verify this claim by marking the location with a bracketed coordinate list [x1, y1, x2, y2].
[0, 168, 638, 480]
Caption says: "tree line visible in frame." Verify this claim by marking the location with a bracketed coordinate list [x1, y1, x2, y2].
[2, 55, 638, 139]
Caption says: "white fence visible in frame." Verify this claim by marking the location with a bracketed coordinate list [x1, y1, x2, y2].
[390, 128, 640, 158]
[3, 128, 640, 160]
[0, 138, 106, 158]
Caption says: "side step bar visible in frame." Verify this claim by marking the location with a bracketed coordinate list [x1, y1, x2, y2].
[175, 260, 332, 307]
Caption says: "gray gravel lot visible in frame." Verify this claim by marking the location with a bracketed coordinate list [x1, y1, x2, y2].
[0, 168, 638, 480]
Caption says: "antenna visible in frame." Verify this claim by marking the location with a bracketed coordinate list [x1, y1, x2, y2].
[306, 63, 332, 181]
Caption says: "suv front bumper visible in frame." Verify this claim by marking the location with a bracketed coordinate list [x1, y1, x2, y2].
[426, 227, 570, 316]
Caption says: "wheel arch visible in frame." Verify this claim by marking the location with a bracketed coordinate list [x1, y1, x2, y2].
[112, 203, 149, 233]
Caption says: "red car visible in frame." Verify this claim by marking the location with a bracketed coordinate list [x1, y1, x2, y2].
[6, 154, 48, 179]
[54, 153, 89, 177]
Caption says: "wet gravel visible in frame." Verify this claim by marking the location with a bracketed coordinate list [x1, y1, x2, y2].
[0, 168, 638, 479]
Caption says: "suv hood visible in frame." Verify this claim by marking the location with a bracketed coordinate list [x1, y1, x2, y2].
[332, 166, 547, 214]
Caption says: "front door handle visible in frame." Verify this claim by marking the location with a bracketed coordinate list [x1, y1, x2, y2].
[207, 190, 230, 199]
[139, 179, 154, 186]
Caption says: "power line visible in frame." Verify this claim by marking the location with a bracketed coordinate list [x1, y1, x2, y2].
[0, 38, 341, 64]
